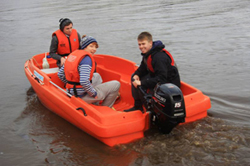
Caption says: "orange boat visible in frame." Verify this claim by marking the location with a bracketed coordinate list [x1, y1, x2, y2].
[24, 52, 211, 146]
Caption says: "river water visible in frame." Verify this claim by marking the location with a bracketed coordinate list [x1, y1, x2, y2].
[1, 0, 250, 165]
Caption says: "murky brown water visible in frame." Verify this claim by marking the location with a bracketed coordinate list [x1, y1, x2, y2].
[1, 0, 250, 165]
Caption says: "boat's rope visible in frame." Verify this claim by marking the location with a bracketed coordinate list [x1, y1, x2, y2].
[25, 65, 33, 77]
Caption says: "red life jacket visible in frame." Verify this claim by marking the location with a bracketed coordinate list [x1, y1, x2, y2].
[146, 48, 175, 73]
[64, 50, 96, 90]
[52, 29, 79, 55]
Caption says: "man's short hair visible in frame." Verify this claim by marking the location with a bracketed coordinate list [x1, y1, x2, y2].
[137, 32, 153, 42]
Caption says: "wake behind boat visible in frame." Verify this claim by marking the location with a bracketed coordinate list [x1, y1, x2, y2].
[24, 52, 211, 146]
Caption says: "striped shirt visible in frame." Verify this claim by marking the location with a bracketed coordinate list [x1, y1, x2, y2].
[58, 56, 97, 97]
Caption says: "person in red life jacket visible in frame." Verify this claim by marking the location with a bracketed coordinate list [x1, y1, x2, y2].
[124, 32, 181, 112]
[50, 18, 81, 67]
[58, 36, 120, 108]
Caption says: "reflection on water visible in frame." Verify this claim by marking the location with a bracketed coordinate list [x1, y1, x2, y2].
[10, 87, 250, 165]
[130, 118, 250, 165]
[13, 87, 139, 165]
[208, 92, 250, 125]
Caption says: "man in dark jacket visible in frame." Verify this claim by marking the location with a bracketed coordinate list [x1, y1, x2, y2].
[124, 32, 181, 112]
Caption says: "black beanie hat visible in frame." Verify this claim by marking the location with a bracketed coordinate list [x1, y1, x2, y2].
[59, 18, 73, 32]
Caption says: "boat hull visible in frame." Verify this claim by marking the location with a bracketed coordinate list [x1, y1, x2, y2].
[24, 53, 211, 146]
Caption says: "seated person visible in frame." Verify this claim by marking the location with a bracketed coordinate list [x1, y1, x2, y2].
[50, 18, 81, 67]
[124, 32, 181, 112]
[58, 35, 120, 108]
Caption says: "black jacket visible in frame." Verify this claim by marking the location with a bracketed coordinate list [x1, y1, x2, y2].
[134, 40, 181, 89]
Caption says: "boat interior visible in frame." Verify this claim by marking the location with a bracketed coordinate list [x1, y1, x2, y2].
[31, 54, 138, 112]
[29, 53, 206, 117]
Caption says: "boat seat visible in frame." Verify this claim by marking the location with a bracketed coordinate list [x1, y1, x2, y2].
[40, 67, 59, 74]
[97, 67, 121, 82]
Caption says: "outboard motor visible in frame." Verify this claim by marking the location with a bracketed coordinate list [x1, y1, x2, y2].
[151, 83, 186, 134]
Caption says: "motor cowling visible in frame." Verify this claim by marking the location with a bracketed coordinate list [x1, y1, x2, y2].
[152, 83, 186, 134]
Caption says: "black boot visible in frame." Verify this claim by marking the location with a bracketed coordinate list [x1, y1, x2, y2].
[124, 100, 143, 112]
[124, 106, 143, 112]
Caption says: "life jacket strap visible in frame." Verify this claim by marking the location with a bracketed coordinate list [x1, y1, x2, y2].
[67, 81, 81, 85]
[66, 81, 80, 97]
[66, 80, 92, 97]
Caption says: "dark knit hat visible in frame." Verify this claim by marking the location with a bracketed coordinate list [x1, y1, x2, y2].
[59, 18, 73, 31]
[80, 36, 98, 49]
